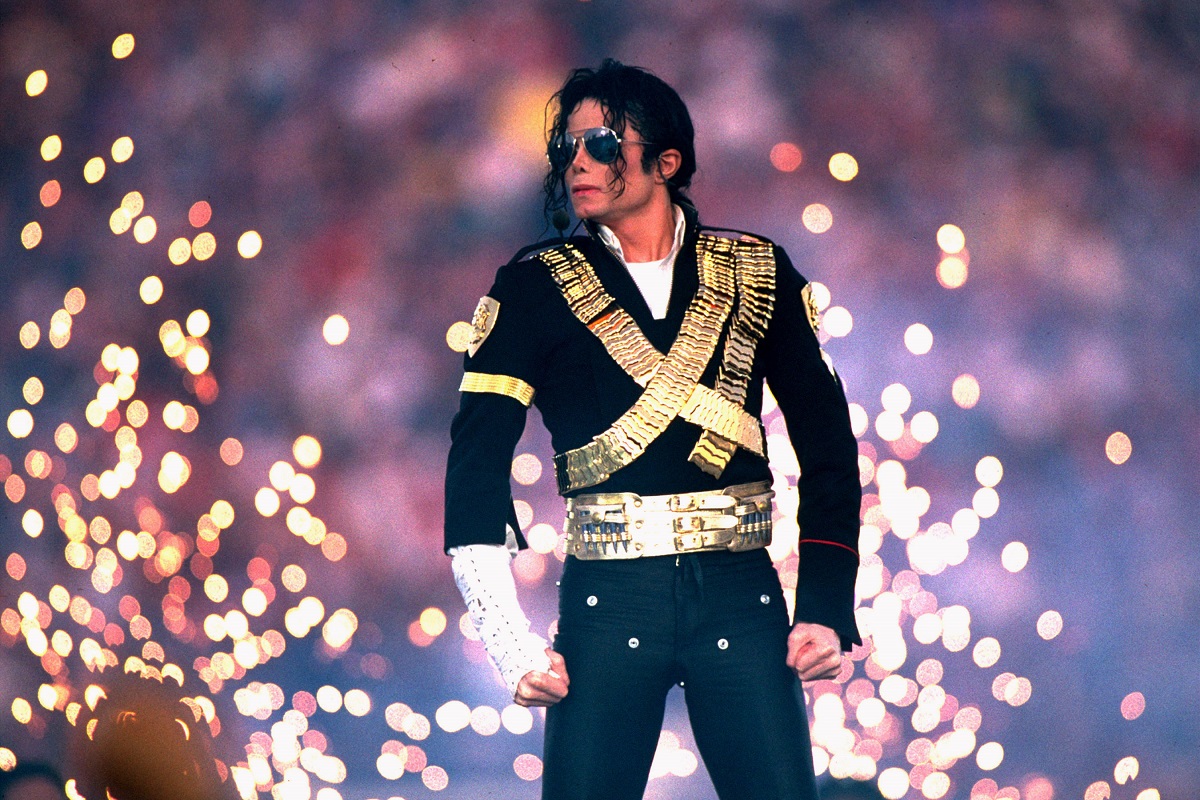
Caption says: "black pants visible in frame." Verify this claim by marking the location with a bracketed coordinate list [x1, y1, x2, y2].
[543, 549, 819, 800]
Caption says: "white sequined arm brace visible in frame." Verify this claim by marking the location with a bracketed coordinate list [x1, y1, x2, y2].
[449, 531, 551, 695]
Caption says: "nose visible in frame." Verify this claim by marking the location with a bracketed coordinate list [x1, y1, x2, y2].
[568, 139, 591, 171]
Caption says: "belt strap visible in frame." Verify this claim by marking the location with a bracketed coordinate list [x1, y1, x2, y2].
[564, 481, 774, 559]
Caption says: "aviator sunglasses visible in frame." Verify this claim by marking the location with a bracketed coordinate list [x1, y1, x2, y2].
[547, 126, 654, 170]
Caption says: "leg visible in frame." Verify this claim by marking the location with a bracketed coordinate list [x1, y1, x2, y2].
[542, 559, 677, 800]
[680, 553, 819, 800]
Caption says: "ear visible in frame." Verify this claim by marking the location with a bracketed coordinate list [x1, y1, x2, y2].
[655, 149, 682, 183]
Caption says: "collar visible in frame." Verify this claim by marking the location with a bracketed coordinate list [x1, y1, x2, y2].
[593, 204, 686, 266]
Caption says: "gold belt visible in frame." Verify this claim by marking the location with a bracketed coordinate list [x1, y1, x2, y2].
[563, 481, 774, 560]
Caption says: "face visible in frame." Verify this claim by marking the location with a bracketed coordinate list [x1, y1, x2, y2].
[562, 99, 666, 227]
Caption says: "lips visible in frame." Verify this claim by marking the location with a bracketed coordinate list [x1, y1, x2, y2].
[571, 185, 600, 195]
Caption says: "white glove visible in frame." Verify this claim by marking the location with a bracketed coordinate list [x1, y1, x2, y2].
[449, 529, 550, 695]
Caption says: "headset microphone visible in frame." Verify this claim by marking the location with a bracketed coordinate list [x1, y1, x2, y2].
[552, 208, 570, 236]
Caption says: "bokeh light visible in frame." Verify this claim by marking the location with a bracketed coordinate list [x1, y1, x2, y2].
[770, 142, 803, 172]
[1105, 432, 1132, 465]
[323, 315, 350, 345]
[802, 203, 833, 234]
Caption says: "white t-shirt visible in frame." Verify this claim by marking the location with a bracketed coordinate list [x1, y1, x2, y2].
[594, 205, 685, 320]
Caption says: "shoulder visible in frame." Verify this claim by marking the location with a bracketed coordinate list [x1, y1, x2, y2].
[697, 224, 776, 247]
[697, 225, 808, 284]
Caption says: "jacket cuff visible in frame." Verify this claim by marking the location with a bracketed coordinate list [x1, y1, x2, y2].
[793, 541, 862, 649]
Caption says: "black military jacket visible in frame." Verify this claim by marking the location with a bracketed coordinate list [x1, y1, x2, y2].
[445, 208, 863, 647]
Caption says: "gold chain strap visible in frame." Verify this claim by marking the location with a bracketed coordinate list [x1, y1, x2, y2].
[540, 235, 774, 493]
[689, 239, 776, 476]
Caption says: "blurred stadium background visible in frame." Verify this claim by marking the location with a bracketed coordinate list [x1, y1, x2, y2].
[1, 1, 1198, 798]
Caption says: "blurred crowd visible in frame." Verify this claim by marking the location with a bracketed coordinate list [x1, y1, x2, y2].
[2, 0, 1198, 797]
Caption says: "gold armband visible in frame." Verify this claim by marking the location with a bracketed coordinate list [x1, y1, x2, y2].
[459, 372, 535, 407]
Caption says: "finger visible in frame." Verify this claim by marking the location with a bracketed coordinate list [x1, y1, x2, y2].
[515, 676, 562, 708]
[790, 642, 838, 675]
[799, 653, 841, 679]
[546, 649, 570, 685]
[796, 651, 842, 682]
[526, 671, 570, 700]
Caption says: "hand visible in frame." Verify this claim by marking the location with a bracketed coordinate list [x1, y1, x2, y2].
[786, 622, 843, 682]
[514, 648, 570, 707]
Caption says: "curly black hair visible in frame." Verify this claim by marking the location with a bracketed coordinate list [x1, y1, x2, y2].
[543, 59, 696, 225]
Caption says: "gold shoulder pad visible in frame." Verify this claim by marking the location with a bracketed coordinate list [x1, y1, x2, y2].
[800, 283, 821, 337]
[467, 296, 500, 357]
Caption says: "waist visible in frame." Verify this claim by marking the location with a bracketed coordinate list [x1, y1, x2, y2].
[563, 480, 774, 560]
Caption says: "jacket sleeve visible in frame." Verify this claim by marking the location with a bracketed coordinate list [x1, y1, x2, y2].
[444, 261, 543, 552]
[761, 245, 862, 649]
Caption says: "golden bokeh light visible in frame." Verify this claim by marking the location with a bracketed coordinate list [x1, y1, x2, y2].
[8, 410, 35, 439]
[323, 314, 350, 345]
[281, 565, 307, 592]
[26, 70, 49, 96]
[290, 473, 316, 504]
[133, 215, 157, 244]
[1085, 781, 1112, 800]
[168, 237, 192, 265]
[937, 256, 968, 289]
[829, 152, 859, 181]
[936, 224, 965, 254]
[40, 135, 63, 161]
[22, 509, 44, 538]
[976, 741, 1004, 770]
[112, 136, 134, 162]
[316, 685, 342, 713]
[446, 321, 473, 352]
[255, 487, 281, 517]
[344, 688, 371, 717]
[769, 142, 803, 172]
[237, 231, 263, 258]
[21, 222, 43, 250]
[63, 287, 85, 315]
[1105, 431, 1131, 465]
[293, 435, 322, 468]
[419, 607, 448, 638]
[192, 232, 217, 260]
[127, 399, 149, 427]
[23, 377, 44, 405]
[112, 33, 136, 58]
[110, 208, 133, 235]
[802, 203, 833, 234]
[139, 276, 164, 304]
[951, 373, 980, 409]
[186, 309, 211, 337]
[83, 157, 106, 184]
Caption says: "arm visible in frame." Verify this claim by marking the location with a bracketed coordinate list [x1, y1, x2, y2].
[444, 261, 569, 702]
[761, 246, 863, 654]
[449, 531, 554, 694]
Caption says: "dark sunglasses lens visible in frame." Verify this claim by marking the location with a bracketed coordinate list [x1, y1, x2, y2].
[583, 130, 620, 164]
[548, 135, 573, 169]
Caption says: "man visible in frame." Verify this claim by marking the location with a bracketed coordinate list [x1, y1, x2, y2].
[445, 60, 861, 800]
